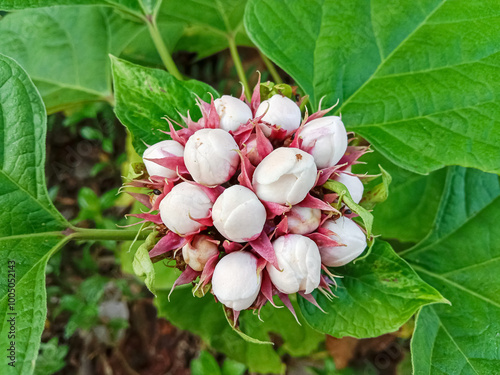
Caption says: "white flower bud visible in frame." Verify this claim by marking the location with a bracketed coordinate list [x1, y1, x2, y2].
[287, 206, 321, 235]
[212, 185, 266, 242]
[255, 95, 301, 136]
[299, 116, 348, 168]
[334, 173, 364, 204]
[214, 95, 252, 132]
[212, 252, 262, 311]
[319, 217, 367, 267]
[252, 147, 317, 205]
[184, 128, 240, 186]
[266, 234, 321, 294]
[159, 182, 212, 235]
[142, 140, 184, 178]
[182, 234, 219, 272]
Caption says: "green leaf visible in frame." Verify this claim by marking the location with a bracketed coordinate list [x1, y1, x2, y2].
[245, 0, 500, 174]
[111, 56, 219, 154]
[156, 287, 323, 374]
[322, 179, 373, 238]
[221, 359, 246, 375]
[0, 0, 144, 15]
[0, 54, 69, 374]
[191, 351, 222, 375]
[402, 167, 500, 373]
[0, 6, 145, 113]
[159, 0, 253, 59]
[132, 231, 158, 295]
[354, 150, 447, 244]
[34, 338, 68, 375]
[298, 240, 446, 338]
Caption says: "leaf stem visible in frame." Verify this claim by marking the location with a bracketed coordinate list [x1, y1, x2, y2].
[69, 227, 150, 242]
[228, 37, 251, 101]
[146, 18, 183, 81]
[259, 51, 282, 84]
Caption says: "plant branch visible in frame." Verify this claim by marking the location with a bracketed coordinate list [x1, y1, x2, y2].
[228, 37, 251, 101]
[259, 51, 282, 84]
[146, 18, 183, 80]
[69, 227, 150, 242]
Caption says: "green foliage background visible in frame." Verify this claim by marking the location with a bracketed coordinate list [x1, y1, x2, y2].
[0, 0, 499, 373]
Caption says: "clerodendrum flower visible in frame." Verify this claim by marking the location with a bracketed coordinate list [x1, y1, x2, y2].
[212, 185, 267, 242]
[214, 95, 252, 132]
[212, 251, 262, 311]
[184, 128, 240, 186]
[142, 140, 184, 178]
[255, 94, 302, 137]
[299, 116, 348, 169]
[319, 216, 367, 267]
[267, 234, 321, 294]
[159, 182, 212, 235]
[127, 79, 374, 330]
[252, 147, 317, 205]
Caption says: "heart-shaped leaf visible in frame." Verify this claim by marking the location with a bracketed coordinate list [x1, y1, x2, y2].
[298, 240, 446, 338]
[111, 56, 219, 154]
[0, 54, 69, 375]
[245, 0, 500, 175]
[402, 167, 500, 373]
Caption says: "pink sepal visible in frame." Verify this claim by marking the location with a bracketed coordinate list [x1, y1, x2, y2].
[250, 73, 261, 115]
[305, 97, 338, 123]
[276, 216, 288, 237]
[126, 212, 163, 224]
[262, 200, 291, 219]
[169, 266, 201, 299]
[127, 192, 152, 210]
[164, 118, 190, 146]
[151, 180, 175, 211]
[306, 231, 343, 248]
[200, 252, 220, 288]
[297, 193, 338, 212]
[249, 231, 280, 270]
[237, 151, 255, 190]
[254, 122, 273, 162]
[149, 231, 188, 257]
[223, 241, 244, 253]
[278, 292, 300, 325]
[298, 291, 326, 313]
[337, 146, 369, 169]
[232, 121, 254, 147]
[316, 165, 344, 186]
[260, 270, 280, 308]
[145, 154, 188, 174]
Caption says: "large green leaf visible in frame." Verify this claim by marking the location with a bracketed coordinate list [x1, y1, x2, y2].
[245, 0, 500, 175]
[156, 287, 324, 374]
[401, 167, 500, 374]
[0, 6, 145, 113]
[298, 240, 446, 338]
[0, 0, 143, 15]
[159, 0, 252, 59]
[111, 56, 219, 154]
[354, 151, 447, 244]
[0, 54, 69, 374]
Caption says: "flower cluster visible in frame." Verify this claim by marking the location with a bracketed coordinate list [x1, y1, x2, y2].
[127, 81, 370, 323]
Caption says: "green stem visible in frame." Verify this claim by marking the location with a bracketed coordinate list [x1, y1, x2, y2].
[259, 51, 282, 84]
[146, 18, 183, 80]
[69, 228, 150, 242]
[228, 37, 251, 101]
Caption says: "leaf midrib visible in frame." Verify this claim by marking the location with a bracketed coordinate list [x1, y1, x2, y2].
[401, 194, 500, 258]
[431, 307, 481, 375]
[411, 264, 500, 309]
